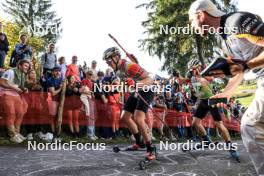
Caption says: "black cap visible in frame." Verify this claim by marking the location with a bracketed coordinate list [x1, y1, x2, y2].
[97, 71, 104, 77]
[52, 66, 61, 71]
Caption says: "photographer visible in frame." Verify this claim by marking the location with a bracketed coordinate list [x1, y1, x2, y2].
[189, 0, 264, 173]
[14, 34, 32, 61]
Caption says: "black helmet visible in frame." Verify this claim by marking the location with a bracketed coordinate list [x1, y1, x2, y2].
[102, 47, 121, 61]
[187, 58, 201, 70]
[172, 70, 180, 77]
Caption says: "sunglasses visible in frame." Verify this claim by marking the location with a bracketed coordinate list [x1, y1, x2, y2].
[105, 58, 112, 64]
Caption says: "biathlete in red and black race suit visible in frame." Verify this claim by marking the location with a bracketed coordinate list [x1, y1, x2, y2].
[189, 0, 264, 174]
[102, 47, 156, 160]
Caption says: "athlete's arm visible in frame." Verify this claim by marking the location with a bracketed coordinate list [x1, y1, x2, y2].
[247, 51, 264, 70]
[126, 61, 154, 87]
[211, 72, 244, 100]
[234, 13, 264, 70]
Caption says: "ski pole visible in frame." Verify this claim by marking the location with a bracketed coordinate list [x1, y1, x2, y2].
[108, 34, 139, 64]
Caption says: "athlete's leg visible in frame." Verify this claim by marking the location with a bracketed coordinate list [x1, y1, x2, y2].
[214, 121, 231, 142]
[121, 110, 138, 134]
[122, 94, 145, 147]
[192, 117, 207, 136]
[134, 110, 150, 143]
[135, 91, 156, 160]
[192, 99, 211, 142]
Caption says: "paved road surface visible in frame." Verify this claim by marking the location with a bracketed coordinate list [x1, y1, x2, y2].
[0, 141, 257, 176]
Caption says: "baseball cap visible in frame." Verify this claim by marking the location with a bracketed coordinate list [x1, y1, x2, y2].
[52, 66, 61, 71]
[92, 60, 97, 64]
[189, 0, 225, 17]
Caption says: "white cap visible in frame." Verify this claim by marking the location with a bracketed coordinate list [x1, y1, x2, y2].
[189, 0, 225, 17]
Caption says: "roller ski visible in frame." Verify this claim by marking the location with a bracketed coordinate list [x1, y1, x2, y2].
[138, 145, 158, 170]
[113, 143, 146, 153]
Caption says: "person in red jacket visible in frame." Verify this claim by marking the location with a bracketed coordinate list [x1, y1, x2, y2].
[106, 77, 122, 138]
[66, 56, 80, 82]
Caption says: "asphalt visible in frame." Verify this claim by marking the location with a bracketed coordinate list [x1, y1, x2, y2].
[0, 140, 257, 176]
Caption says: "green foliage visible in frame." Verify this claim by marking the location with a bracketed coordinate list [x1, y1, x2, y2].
[235, 83, 256, 107]
[138, 0, 238, 75]
[1, 20, 45, 70]
[2, 0, 62, 48]
[237, 94, 255, 108]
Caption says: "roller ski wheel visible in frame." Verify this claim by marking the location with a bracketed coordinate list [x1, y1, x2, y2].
[139, 160, 146, 170]
[230, 150, 240, 163]
[138, 146, 158, 170]
[113, 146, 121, 153]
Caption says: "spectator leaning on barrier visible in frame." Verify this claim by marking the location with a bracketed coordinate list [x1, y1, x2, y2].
[0, 59, 30, 143]
[66, 55, 80, 82]
[80, 69, 94, 117]
[46, 66, 63, 136]
[0, 22, 9, 69]
[94, 71, 110, 139]
[65, 75, 82, 138]
[80, 69, 98, 140]
[25, 69, 42, 91]
[106, 76, 122, 139]
[24, 69, 43, 140]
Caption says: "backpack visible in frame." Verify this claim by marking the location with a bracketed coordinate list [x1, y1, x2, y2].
[44, 52, 57, 66]
[9, 50, 20, 67]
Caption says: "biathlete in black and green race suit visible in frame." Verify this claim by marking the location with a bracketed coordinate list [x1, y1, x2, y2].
[187, 58, 239, 158]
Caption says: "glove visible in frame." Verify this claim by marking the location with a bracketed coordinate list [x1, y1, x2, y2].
[126, 53, 139, 64]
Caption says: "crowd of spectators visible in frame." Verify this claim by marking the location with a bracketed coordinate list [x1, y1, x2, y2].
[0, 34, 245, 143]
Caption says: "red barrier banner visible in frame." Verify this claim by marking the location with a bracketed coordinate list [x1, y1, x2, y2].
[0, 91, 240, 131]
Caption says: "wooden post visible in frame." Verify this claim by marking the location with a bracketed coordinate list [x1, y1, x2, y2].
[56, 79, 67, 136]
